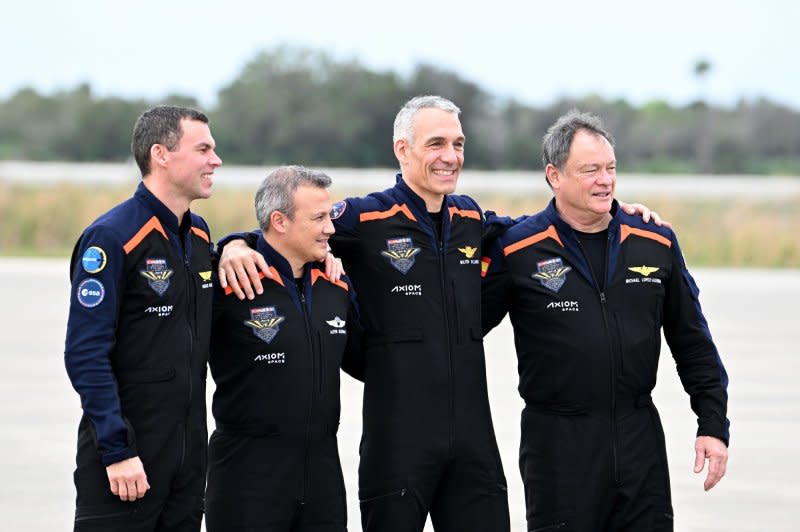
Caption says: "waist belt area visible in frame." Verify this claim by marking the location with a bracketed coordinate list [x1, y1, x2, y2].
[214, 420, 335, 438]
[524, 394, 653, 416]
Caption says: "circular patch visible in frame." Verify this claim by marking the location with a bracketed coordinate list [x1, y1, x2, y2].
[76, 278, 105, 308]
[81, 246, 107, 274]
[330, 200, 347, 220]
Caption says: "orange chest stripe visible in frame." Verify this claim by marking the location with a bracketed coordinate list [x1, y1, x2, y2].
[503, 225, 564, 256]
[311, 269, 349, 291]
[360, 204, 417, 223]
[620, 225, 671, 248]
[448, 206, 481, 221]
[123, 217, 168, 255]
[191, 227, 209, 243]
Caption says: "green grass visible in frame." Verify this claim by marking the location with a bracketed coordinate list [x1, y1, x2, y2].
[2, 182, 798, 267]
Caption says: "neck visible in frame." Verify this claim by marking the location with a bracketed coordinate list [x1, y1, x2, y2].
[555, 204, 611, 233]
[403, 179, 444, 213]
[264, 233, 305, 278]
[142, 176, 190, 224]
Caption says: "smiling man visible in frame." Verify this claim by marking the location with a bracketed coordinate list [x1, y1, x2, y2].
[219, 96, 511, 531]
[64, 105, 222, 530]
[482, 110, 730, 532]
[205, 166, 362, 531]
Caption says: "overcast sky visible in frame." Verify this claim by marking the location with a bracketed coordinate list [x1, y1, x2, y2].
[4, 0, 798, 110]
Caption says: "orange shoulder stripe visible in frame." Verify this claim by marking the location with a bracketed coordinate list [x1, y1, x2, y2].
[360, 204, 417, 223]
[311, 269, 349, 291]
[123, 216, 168, 254]
[223, 267, 284, 296]
[448, 206, 481, 221]
[620, 225, 671, 248]
[503, 225, 564, 256]
[191, 227, 209, 243]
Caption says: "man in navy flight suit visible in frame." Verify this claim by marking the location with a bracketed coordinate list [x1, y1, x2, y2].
[65, 105, 221, 531]
[482, 110, 729, 531]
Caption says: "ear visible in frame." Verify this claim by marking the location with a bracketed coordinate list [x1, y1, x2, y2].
[150, 144, 169, 169]
[269, 211, 289, 234]
[545, 164, 561, 190]
[393, 138, 409, 166]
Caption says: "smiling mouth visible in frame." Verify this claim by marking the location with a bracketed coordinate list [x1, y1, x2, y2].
[432, 169, 457, 177]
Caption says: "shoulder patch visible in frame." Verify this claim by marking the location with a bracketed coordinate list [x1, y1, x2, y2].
[331, 200, 347, 220]
[76, 278, 105, 308]
[81, 246, 107, 274]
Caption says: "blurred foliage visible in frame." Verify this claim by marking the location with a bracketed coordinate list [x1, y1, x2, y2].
[2, 182, 797, 267]
[1, 46, 800, 174]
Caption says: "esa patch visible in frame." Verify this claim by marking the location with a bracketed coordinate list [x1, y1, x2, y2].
[76, 278, 105, 308]
[330, 201, 347, 220]
[81, 246, 107, 274]
[380, 237, 421, 274]
[532, 257, 572, 293]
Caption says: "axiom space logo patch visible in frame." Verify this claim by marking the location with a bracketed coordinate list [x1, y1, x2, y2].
[381, 237, 421, 274]
[244, 306, 285, 344]
[532, 257, 572, 293]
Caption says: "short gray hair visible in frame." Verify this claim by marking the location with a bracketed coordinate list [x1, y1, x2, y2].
[542, 109, 615, 170]
[254, 165, 332, 231]
[393, 95, 461, 145]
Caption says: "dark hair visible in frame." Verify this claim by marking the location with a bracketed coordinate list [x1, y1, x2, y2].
[131, 105, 209, 176]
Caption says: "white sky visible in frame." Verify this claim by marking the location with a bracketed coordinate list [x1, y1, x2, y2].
[4, 0, 798, 109]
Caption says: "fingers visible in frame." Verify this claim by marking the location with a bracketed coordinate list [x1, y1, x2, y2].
[324, 254, 344, 281]
[704, 450, 728, 491]
[106, 457, 150, 501]
[693, 446, 705, 474]
[218, 266, 228, 289]
[694, 436, 728, 491]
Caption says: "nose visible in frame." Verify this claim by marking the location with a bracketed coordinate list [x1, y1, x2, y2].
[210, 150, 222, 167]
[323, 217, 335, 235]
[440, 143, 458, 164]
[596, 168, 614, 185]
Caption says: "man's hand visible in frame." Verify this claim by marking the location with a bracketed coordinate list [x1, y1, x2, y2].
[324, 252, 345, 282]
[218, 239, 271, 300]
[694, 435, 728, 491]
[107, 456, 150, 501]
[619, 201, 671, 228]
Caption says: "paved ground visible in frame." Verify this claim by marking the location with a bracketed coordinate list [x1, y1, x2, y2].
[1, 259, 797, 531]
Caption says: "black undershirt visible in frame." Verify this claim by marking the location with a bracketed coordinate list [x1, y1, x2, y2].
[430, 210, 443, 243]
[574, 228, 608, 290]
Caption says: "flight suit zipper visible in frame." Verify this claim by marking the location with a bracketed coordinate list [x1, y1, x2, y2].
[299, 288, 315, 504]
[436, 220, 455, 452]
[576, 234, 619, 484]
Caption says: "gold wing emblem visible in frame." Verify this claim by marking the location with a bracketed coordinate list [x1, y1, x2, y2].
[245, 316, 285, 329]
[458, 246, 478, 258]
[381, 248, 422, 260]
[628, 266, 659, 277]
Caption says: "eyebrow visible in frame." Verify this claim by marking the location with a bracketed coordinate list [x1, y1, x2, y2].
[424, 135, 465, 145]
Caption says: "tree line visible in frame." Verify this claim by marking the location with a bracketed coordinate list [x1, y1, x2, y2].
[2, 46, 799, 174]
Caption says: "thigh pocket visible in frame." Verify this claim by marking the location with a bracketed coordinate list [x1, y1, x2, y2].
[74, 502, 140, 527]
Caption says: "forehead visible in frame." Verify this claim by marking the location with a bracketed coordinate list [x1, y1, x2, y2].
[567, 129, 615, 164]
[177, 119, 213, 145]
[412, 108, 463, 141]
[292, 184, 331, 212]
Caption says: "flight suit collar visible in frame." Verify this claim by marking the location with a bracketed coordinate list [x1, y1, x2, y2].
[134, 181, 192, 237]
